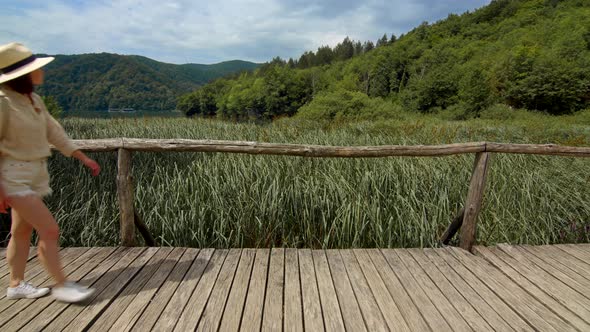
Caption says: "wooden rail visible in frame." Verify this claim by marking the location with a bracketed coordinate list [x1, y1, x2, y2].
[67, 139, 590, 250]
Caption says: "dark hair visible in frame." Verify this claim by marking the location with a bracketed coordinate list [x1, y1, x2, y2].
[5, 73, 34, 94]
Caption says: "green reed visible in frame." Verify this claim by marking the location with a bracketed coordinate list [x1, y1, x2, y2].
[46, 115, 590, 248]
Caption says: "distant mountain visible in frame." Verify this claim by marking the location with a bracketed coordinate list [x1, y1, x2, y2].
[36, 53, 260, 113]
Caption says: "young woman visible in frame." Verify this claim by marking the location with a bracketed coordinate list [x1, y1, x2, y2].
[0, 42, 101, 303]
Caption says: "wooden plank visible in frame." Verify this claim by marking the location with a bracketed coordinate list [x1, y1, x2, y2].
[284, 248, 304, 332]
[48, 247, 159, 331]
[87, 247, 179, 331]
[381, 249, 451, 331]
[197, 248, 242, 331]
[353, 249, 410, 331]
[449, 247, 565, 332]
[422, 248, 514, 332]
[325, 250, 366, 332]
[117, 148, 135, 246]
[484, 247, 590, 331]
[496, 245, 590, 311]
[0, 248, 95, 325]
[262, 248, 284, 332]
[218, 248, 256, 332]
[312, 250, 345, 331]
[0, 247, 56, 285]
[545, 245, 590, 276]
[0, 264, 40, 312]
[173, 249, 228, 331]
[460, 152, 490, 252]
[526, 245, 590, 283]
[10, 245, 590, 332]
[299, 249, 325, 332]
[396, 249, 471, 332]
[517, 245, 590, 300]
[0, 257, 44, 297]
[3, 247, 123, 331]
[555, 244, 590, 273]
[240, 249, 269, 332]
[0, 247, 79, 311]
[133, 248, 207, 332]
[340, 249, 387, 331]
[408, 249, 493, 331]
[0, 247, 39, 273]
[488, 245, 590, 327]
[434, 248, 533, 331]
[366, 250, 428, 332]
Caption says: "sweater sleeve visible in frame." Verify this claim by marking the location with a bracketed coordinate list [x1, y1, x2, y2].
[40, 99, 78, 157]
[46, 114, 78, 157]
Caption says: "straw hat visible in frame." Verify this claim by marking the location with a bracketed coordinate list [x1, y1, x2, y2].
[0, 42, 54, 84]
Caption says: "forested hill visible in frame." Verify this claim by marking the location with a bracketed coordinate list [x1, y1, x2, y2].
[178, 0, 590, 120]
[36, 53, 259, 113]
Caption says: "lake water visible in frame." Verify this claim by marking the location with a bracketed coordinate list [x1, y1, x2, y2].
[62, 111, 185, 119]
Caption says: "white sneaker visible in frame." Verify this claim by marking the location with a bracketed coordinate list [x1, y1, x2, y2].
[51, 281, 95, 303]
[7, 281, 50, 299]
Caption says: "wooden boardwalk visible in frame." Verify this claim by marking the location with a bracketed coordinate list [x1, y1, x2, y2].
[0, 245, 589, 331]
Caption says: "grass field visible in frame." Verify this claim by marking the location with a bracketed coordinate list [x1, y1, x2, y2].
[46, 110, 590, 248]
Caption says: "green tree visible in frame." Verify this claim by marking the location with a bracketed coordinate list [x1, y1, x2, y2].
[297, 51, 315, 69]
[42, 95, 64, 118]
[389, 34, 397, 44]
[368, 54, 391, 98]
[584, 29, 590, 50]
[353, 41, 364, 56]
[458, 66, 492, 114]
[363, 41, 375, 53]
[315, 46, 334, 66]
[376, 34, 389, 47]
[334, 37, 355, 61]
[296, 89, 374, 120]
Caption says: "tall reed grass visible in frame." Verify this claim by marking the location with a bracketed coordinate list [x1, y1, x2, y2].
[47, 114, 590, 248]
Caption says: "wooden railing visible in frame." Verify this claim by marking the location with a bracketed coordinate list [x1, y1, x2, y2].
[70, 138, 590, 251]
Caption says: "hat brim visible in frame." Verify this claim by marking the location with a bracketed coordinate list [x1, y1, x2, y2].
[0, 57, 54, 84]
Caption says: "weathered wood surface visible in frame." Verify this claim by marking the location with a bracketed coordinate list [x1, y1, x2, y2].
[67, 139, 590, 157]
[71, 139, 487, 156]
[460, 152, 490, 252]
[0, 245, 588, 331]
[116, 148, 135, 247]
[485, 142, 590, 157]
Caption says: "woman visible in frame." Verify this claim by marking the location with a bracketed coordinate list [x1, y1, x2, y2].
[0, 42, 101, 303]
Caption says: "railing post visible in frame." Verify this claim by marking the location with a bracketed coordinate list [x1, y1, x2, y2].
[460, 152, 490, 252]
[117, 148, 136, 246]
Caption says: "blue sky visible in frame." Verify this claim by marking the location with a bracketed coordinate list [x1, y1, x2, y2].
[1, 0, 491, 64]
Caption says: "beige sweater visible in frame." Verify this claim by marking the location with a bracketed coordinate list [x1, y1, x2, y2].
[0, 86, 78, 161]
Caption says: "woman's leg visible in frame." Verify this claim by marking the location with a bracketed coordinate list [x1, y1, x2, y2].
[6, 209, 33, 287]
[7, 195, 66, 287]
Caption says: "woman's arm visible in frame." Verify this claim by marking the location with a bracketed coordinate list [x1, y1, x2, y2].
[71, 150, 101, 176]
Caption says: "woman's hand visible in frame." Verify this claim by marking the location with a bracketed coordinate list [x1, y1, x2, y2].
[83, 158, 101, 176]
[72, 150, 101, 176]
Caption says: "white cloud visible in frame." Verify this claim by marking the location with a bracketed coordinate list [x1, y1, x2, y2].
[0, 0, 490, 64]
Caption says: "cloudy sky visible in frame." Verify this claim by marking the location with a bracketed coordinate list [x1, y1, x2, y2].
[1, 0, 490, 64]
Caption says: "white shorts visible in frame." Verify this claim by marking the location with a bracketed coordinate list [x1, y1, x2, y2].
[0, 157, 52, 197]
